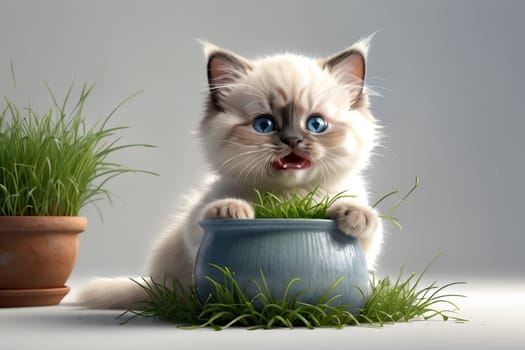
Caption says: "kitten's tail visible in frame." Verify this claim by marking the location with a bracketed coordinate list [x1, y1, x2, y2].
[75, 277, 149, 310]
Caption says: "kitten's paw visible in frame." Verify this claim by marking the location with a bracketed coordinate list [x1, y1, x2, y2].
[203, 198, 255, 220]
[326, 201, 379, 239]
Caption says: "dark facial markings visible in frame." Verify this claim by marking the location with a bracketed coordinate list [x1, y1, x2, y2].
[277, 103, 304, 146]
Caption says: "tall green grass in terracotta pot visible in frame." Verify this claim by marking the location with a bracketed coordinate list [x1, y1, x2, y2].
[0, 83, 156, 307]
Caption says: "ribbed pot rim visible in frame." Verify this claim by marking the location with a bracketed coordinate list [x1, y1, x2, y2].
[0, 216, 87, 233]
[200, 218, 338, 232]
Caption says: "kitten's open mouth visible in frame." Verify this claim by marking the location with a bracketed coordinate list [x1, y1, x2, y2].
[272, 153, 312, 170]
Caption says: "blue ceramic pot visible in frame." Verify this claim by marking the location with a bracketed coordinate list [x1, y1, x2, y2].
[195, 219, 369, 312]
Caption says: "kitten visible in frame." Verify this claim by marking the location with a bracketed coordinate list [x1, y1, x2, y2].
[77, 38, 383, 309]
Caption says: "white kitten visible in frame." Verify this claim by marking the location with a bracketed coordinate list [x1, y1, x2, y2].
[77, 38, 383, 309]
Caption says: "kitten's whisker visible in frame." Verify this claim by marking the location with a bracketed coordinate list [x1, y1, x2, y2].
[363, 85, 387, 98]
[249, 154, 270, 187]
[317, 163, 326, 185]
[223, 147, 262, 157]
[221, 148, 266, 170]
[222, 139, 258, 148]
[320, 155, 343, 176]
[255, 155, 274, 186]
[225, 151, 266, 174]
[362, 76, 388, 92]
[235, 152, 267, 185]
[246, 153, 272, 186]
[217, 149, 266, 171]
[318, 164, 331, 191]
[258, 154, 274, 185]
[229, 152, 264, 179]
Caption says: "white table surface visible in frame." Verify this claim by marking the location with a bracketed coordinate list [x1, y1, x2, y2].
[1, 278, 524, 350]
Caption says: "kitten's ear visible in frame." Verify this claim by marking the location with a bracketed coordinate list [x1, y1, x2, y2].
[321, 38, 369, 107]
[203, 43, 252, 109]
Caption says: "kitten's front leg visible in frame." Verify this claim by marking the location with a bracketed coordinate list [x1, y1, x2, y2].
[326, 200, 379, 240]
[203, 198, 255, 219]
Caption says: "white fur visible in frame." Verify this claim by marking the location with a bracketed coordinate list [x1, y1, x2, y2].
[77, 40, 383, 309]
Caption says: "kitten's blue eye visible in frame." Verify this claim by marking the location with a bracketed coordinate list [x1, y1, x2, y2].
[252, 115, 275, 134]
[306, 115, 328, 133]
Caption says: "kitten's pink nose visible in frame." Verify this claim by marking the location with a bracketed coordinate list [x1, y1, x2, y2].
[280, 136, 303, 147]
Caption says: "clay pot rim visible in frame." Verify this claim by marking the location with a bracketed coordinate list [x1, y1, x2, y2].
[0, 216, 87, 233]
[0, 286, 71, 296]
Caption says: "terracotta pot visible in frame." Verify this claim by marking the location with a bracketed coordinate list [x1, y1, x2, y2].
[0, 216, 86, 307]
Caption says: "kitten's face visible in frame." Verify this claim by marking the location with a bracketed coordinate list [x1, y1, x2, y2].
[199, 41, 378, 191]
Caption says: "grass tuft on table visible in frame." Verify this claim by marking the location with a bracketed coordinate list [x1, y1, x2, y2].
[120, 259, 466, 330]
